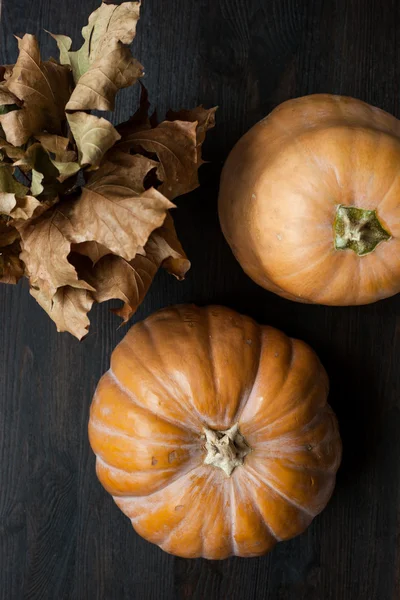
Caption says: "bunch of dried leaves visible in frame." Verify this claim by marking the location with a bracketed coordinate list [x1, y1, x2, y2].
[0, 1, 216, 338]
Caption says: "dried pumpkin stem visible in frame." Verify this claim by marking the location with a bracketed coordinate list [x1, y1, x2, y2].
[203, 423, 251, 477]
[334, 205, 391, 256]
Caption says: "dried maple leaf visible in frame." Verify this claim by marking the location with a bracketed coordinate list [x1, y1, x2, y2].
[116, 94, 216, 200]
[0, 35, 72, 146]
[146, 212, 191, 279]
[0, 137, 25, 161]
[14, 143, 60, 196]
[18, 150, 174, 309]
[18, 203, 96, 300]
[0, 84, 21, 108]
[66, 41, 143, 112]
[69, 213, 189, 326]
[90, 253, 157, 324]
[51, 1, 141, 82]
[33, 134, 80, 182]
[0, 240, 24, 284]
[71, 241, 111, 264]
[31, 284, 94, 339]
[0, 194, 41, 221]
[116, 83, 152, 137]
[0, 221, 19, 247]
[0, 1, 216, 338]
[167, 105, 217, 164]
[72, 152, 174, 259]
[0, 163, 28, 199]
[0, 65, 14, 82]
[35, 134, 75, 161]
[67, 112, 121, 168]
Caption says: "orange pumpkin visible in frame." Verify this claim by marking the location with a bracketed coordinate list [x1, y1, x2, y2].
[218, 94, 400, 305]
[89, 305, 341, 559]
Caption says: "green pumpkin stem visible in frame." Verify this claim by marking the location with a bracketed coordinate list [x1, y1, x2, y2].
[334, 205, 391, 256]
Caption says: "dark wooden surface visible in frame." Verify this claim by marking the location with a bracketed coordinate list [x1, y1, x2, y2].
[1, 0, 400, 598]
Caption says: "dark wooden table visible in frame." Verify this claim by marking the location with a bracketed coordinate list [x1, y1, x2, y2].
[1, 0, 400, 598]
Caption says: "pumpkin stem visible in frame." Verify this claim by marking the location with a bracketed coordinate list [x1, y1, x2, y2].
[203, 423, 251, 477]
[334, 205, 391, 256]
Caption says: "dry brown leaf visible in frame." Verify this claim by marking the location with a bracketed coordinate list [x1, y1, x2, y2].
[69, 212, 189, 325]
[0, 84, 21, 107]
[33, 134, 79, 182]
[0, 163, 28, 199]
[0, 3, 215, 339]
[80, 253, 157, 324]
[0, 240, 24, 284]
[31, 285, 94, 339]
[66, 41, 143, 111]
[67, 112, 121, 167]
[13, 143, 60, 195]
[0, 35, 72, 146]
[0, 194, 41, 221]
[52, 161, 81, 182]
[116, 83, 151, 138]
[73, 152, 174, 259]
[0, 65, 14, 82]
[18, 150, 174, 322]
[0, 137, 25, 161]
[167, 105, 217, 163]
[116, 103, 217, 200]
[34, 134, 72, 160]
[71, 241, 111, 264]
[18, 203, 96, 299]
[0, 221, 19, 246]
[146, 212, 190, 279]
[51, 1, 141, 83]
[117, 120, 197, 199]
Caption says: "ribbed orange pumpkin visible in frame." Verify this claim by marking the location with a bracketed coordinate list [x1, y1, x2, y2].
[89, 305, 342, 559]
[218, 94, 400, 305]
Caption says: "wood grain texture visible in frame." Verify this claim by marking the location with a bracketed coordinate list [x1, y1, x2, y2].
[1, 0, 400, 598]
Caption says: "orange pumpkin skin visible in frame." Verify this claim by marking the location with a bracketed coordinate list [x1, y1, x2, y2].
[89, 305, 341, 559]
[218, 94, 400, 305]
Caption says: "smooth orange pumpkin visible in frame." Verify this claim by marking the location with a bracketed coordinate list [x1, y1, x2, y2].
[89, 305, 341, 559]
[218, 94, 400, 305]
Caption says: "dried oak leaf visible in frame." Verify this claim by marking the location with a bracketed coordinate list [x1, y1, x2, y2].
[0, 35, 72, 146]
[50, 1, 141, 81]
[116, 99, 217, 200]
[0, 239, 24, 284]
[67, 112, 121, 168]
[31, 285, 94, 339]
